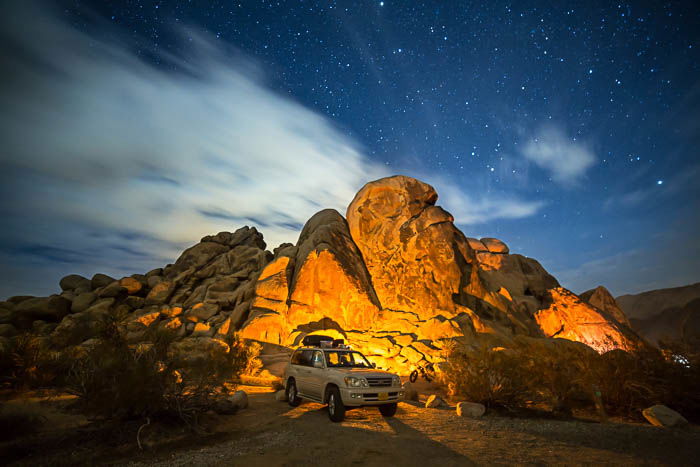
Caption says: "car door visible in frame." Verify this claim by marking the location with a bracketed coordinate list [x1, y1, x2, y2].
[294, 349, 315, 397]
[305, 350, 326, 400]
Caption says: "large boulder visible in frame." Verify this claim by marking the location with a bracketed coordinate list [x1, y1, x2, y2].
[534, 288, 639, 353]
[580, 286, 631, 327]
[51, 298, 115, 346]
[14, 295, 71, 327]
[346, 176, 508, 327]
[241, 209, 381, 345]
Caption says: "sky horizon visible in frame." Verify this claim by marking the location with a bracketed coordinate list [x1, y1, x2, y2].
[1, 1, 698, 299]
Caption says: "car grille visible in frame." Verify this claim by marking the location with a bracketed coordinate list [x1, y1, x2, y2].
[366, 377, 393, 387]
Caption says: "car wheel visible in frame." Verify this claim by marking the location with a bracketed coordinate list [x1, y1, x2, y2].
[287, 379, 301, 407]
[379, 403, 397, 417]
[327, 387, 345, 422]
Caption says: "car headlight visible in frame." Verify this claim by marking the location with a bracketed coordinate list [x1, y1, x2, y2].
[392, 375, 401, 386]
[344, 376, 368, 388]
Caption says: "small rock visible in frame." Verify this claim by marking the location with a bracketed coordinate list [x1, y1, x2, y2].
[145, 281, 175, 305]
[188, 302, 219, 321]
[402, 382, 419, 401]
[119, 277, 143, 295]
[125, 296, 145, 309]
[480, 237, 509, 254]
[425, 394, 446, 409]
[213, 398, 238, 415]
[91, 273, 116, 290]
[98, 281, 127, 298]
[59, 274, 91, 291]
[275, 389, 288, 402]
[642, 405, 688, 428]
[145, 268, 163, 278]
[456, 401, 486, 418]
[229, 390, 249, 410]
[147, 275, 163, 288]
[71, 292, 96, 314]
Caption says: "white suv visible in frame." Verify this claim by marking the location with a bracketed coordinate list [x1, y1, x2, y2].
[284, 345, 404, 422]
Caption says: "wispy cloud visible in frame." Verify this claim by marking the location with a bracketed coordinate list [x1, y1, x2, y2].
[433, 180, 544, 225]
[0, 2, 545, 297]
[521, 125, 596, 184]
[0, 2, 388, 296]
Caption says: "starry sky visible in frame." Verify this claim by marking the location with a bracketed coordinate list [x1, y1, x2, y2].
[0, 0, 698, 298]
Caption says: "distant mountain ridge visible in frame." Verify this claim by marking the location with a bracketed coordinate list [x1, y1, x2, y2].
[616, 282, 700, 321]
[614, 282, 700, 345]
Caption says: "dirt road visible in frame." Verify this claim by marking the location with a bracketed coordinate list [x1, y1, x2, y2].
[123, 388, 699, 467]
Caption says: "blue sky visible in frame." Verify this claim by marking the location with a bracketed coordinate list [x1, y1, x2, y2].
[1, 1, 698, 298]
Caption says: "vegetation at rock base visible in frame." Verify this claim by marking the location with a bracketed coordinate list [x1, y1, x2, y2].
[1, 315, 259, 428]
[441, 337, 700, 422]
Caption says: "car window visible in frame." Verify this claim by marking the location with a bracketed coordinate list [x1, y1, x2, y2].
[325, 351, 371, 368]
[300, 349, 314, 367]
[290, 350, 302, 365]
[311, 351, 324, 367]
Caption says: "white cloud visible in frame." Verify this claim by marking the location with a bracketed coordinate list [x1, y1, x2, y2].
[0, 2, 545, 296]
[521, 126, 596, 184]
[433, 180, 544, 225]
[0, 3, 385, 260]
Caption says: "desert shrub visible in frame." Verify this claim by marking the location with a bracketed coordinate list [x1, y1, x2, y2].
[522, 339, 595, 415]
[64, 318, 253, 425]
[0, 333, 65, 389]
[442, 343, 533, 409]
[443, 337, 700, 421]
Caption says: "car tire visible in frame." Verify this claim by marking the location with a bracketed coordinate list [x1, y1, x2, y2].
[287, 379, 301, 407]
[379, 403, 397, 417]
[327, 386, 345, 422]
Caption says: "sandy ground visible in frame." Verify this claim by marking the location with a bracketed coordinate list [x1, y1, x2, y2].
[3, 378, 699, 466]
[116, 388, 699, 467]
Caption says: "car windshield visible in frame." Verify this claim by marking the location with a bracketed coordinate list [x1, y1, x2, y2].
[325, 351, 372, 368]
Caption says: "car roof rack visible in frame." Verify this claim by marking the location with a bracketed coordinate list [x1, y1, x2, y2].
[300, 335, 350, 349]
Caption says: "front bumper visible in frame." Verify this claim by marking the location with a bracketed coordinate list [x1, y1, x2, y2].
[339, 386, 404, 406]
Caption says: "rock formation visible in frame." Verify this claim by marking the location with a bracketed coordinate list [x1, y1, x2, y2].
[580, 286, 631, 327]
[0, 175, 644, 374]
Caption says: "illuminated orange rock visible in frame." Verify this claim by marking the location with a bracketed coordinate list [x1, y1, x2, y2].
[7, 175, 641, 374]
[580, 285, 631, 327]
[534, 288, 638, 352]
[346, 176, 508, 321]
[240, 209, 382, 345]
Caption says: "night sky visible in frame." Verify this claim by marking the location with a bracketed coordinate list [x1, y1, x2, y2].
[1, 1, 698, 298]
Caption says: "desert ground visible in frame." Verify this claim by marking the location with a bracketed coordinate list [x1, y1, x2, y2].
[2, 381, 699, 467]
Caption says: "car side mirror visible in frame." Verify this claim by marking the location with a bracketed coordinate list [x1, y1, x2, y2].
[371, 362, 376, 368]
[313, 360, 324, 368]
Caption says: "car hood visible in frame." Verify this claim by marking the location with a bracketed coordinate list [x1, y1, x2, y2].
[328, 368, 396, 377]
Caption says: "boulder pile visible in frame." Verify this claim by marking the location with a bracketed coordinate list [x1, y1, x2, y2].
[0, 176, 642, 373]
